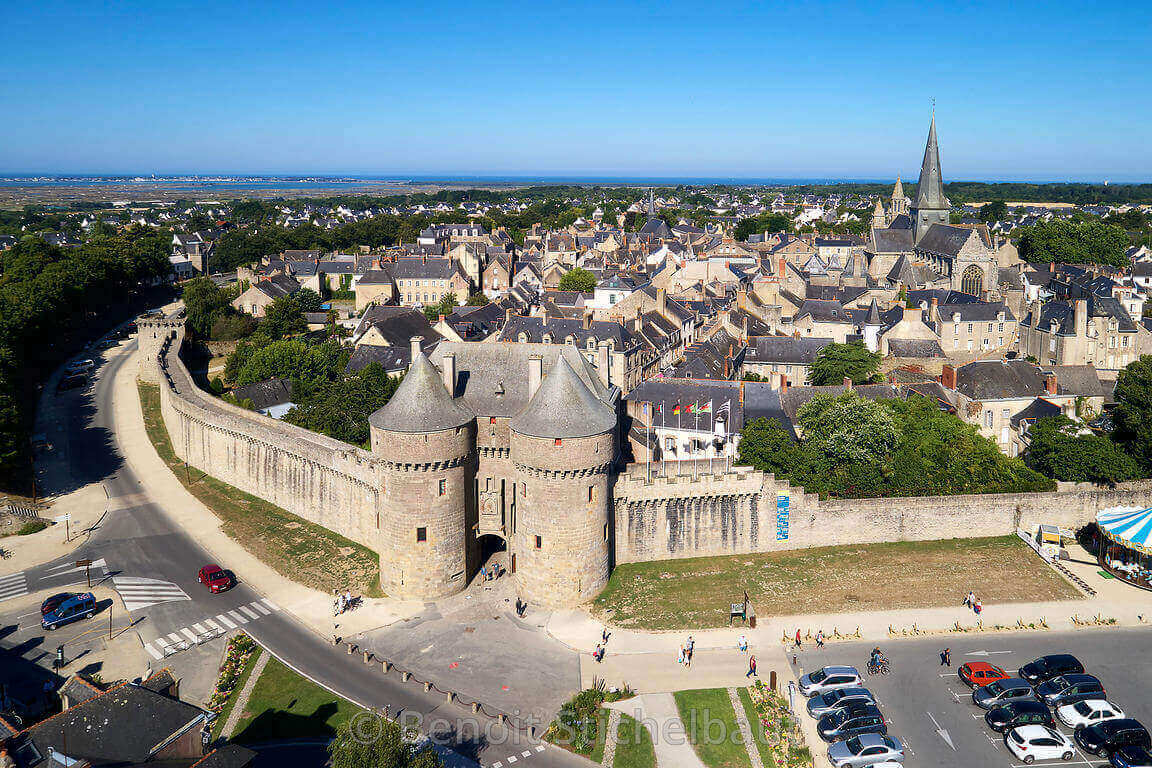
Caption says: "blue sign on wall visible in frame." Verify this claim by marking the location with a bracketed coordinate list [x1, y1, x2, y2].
[776, 495, 790, 540]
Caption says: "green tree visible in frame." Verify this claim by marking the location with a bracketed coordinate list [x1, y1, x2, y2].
[1112, 355, 1152, 470]
[259, 295, 307, 340]
[735, 418, 804, 478]
[328, 714, 443, 768]
[1016, 219, 1130, 267]
[284, 363, 401, 446]
[294, 287, 323, 313]
[809, 341, 881, 385]
[1024, 415, 1143, 484]
[979, 200, 1008, 222]
[558, 267, 597, 293]
[423, 293, 459, 323]
[466, 292, 490, 306]
[797, 393, 897, 469]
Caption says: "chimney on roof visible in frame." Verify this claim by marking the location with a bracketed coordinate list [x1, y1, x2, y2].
[843, 376, 853, 390]
[504, 308, 514, 325]
[1074, 298, 1088, 336]
[657, 287, 667, 317]
[441, 351, 456, 396]
[528, 355, 543, 399]
[410, 336, 423, 362]
[778, 257, 786, 280]
[741, 316, 749, 342]
[582, 310, 593, 330]
[1049, 261, 1055, 273]
[539, 307, 548, 325]
[1045, 372, 1058, 396]
[941, 363, 957, 390]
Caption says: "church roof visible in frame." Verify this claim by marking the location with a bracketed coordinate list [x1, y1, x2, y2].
[913, 115, 949, 211]
[639, 217, 673, 238]
[871, 227, 914, 254]
[915, 223, 991, 258]
[511, 355, 616, 439]
[368, 352, 473, 433]
[892, 176, 905, 201]
[864, 298, 882, 325]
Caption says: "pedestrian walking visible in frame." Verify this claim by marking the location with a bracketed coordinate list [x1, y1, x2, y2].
[602, 627, 610, 644]
[974, 598, 983, 615]
[594, 643, 603, 663]
[965, 590, 975, 609]
[747, 654, 757, 678]
[332, 591, 341, 617]
[337, 592, 346, 614]
[677, 646, 685, 666]
[795, 629, 802, 649]
[738, 634, 748, 653]
[940, 647, 951, 666]
[816, 630, 825, 649]
[344, 590, 353, 611]
[687, 635, 695, 654]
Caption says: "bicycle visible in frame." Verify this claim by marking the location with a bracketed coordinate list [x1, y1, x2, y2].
[867, 659, 890, 675]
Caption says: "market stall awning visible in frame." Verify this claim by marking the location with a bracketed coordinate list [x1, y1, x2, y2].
[1096, 506, 1152, 555]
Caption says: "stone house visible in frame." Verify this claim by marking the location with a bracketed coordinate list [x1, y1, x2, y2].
[231, 274, 300, 317]
[391, 257, 470, 307]
[1018, 296, 1152, 377]
[742, 336, 834, 386]
[354, 269, 396, 311]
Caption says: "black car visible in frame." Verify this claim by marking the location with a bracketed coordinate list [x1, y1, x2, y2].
[1019, 654, 1085, 685]
[1076, 719, 1151, 756]
[986, 700, 1055, 733]
[817, 703, 887, 743]
[1111, 745, 1152, 768]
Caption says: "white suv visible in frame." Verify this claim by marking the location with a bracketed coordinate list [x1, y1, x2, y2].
[1057, 699, 1125, 730]
[1006, 725, 1076, 763]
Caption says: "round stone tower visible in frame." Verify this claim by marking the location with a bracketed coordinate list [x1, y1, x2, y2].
[510, 355, 616, 609]
[369, 347, 475, 600]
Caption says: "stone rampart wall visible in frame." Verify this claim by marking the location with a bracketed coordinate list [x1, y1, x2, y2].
[151, 327, 381, 549]
[614, 464, 1152, 564]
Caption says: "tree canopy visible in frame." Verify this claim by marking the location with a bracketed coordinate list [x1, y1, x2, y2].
[979, 200, 1008, 222]
[328, 714, 443, 768]
[735, 212, 793, 242]
[809, 341, 881, 386]
[1016, 219, 1130, 267]
[1112, 355, 1152, 471]
[558, 267, 598, 293]
[1023, 415, 1142, 485]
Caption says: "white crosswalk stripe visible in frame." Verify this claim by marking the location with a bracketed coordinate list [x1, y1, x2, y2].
[140, 600, 281, 659]
[111, 576, 191, 612]
[0, 572, 28, 603]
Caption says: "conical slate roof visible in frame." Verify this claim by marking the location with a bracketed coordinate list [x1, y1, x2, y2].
[368, 352, 473, 433]
[511, 355, 616, 439]
[914, 115, 948, 211]
[892, 175, 905, 201]
[864, 298, 882, 325]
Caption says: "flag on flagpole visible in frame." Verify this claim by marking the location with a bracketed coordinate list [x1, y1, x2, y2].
[672, 401, 681, 416]
[700, 400, 713, 414]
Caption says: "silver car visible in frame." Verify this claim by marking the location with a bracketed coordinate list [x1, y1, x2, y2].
[973, 678, 1038, 710]
[808, 687, 875, 718]
[799, 665, 863, 697]
[828, 733, 905, 767]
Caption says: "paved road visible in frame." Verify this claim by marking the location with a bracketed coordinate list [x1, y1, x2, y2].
[2, 339, 589, 768]
[794, 628, 1152, 768]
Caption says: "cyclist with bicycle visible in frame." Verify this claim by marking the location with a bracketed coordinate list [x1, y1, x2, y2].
[868, 647, 890, 674]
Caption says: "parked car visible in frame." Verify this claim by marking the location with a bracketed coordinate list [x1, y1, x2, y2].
[40, 593, 74, 616]
[66, 359, 95, 374]
[197, 564, 232, 593]
[986, 700, 1056, 733]
[827, 733, 904, 767]
[974, 678, 1037, 710]
[41, 593, 96, 630]
[1058, 700, 1126, 730]
[798, 666, 862, 697]
[1019, 654, 1085, 685]
[818, 703, 887, 742]
[57, 373, 87, 392]
[1036, 674, 1106, 708]
[808, 687, 875, 718]
[1110, 745, 1152, 768]
[959, 662, 1011, 689]
[1005, 725, 1076, 763]
[1075, 719, 1151, 756]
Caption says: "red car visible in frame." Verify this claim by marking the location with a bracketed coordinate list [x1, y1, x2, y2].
[959, 662, 1010, 688]
[197, 564, 232, 593]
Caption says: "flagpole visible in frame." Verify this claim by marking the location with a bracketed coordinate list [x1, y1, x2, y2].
[709, 407, 714, 476]
[662, 402, 667, 478]
[646, 402, 652, 483]
[693, 405, 700, 479]
[677, 404, 682, 477]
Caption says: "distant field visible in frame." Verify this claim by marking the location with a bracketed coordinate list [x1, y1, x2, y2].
[593, 536, 1079, 630]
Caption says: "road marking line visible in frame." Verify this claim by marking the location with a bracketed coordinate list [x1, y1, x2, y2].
[535, 746, 545, 752]
[145, 643, 163, 660]
[521, 751, 530, 758]
[215, 613, 237, 629]
[492, 763, 501, 767]
[506, 757, 516, 764]
[154, 636, 170, 648]
[167, 632, 183, 644]
[238, 605, 260, 620]
[261, 597, 279, 611]
[250, 601, 271, 615]
[227, 610, 248, 624]
[203, 619, 220, 631]
[191, 623, 206, 633]
[180, 628, 198, 642]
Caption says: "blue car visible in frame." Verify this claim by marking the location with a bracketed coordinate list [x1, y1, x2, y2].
[41, 592, 96, 630]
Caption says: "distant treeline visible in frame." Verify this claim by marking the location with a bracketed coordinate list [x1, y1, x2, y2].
[781, 182, 1152, 205]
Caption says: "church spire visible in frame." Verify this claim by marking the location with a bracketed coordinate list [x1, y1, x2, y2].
[913, 113, 948, 210]
[892, 175, 904, 201]
[647, 187, 655, 218]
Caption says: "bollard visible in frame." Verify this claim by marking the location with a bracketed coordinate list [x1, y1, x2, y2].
[471, 702, 481, 714]
[363, 651, 372, 664]
[401, 671, 411, 682]
[382, 660, 392, 673]
[497, 713, 506, 725]
[770, 670, 777, 690]
[347, 643, 355, 655]
[424, 681, 433, 692]
[445, 691, 454, 704]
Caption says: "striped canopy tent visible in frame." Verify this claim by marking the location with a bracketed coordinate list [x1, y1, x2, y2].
[1096, 506, 1152, 556]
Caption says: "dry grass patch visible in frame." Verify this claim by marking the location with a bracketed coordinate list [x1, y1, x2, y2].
[593, 536, 1079, 630]
[139, 381, 382, 597]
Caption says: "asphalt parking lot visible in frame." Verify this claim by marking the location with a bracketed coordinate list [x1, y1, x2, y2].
[794, 627, 1152, 768]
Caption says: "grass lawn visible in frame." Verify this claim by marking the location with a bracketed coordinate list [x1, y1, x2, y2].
[230, 655, 365, 744]
[139, 382, 382, 597]
[590, 709, 609, 763]
[212, 648, 262, 740]
[734, 688, 773, 768]
[594, 536, 1079, 629]
[613, 712, 656, 768]
[673, 688, 751, 768]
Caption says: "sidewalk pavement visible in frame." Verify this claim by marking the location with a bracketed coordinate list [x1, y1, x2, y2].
[110, 344, 423, 639]
[607, 693, 705, 768]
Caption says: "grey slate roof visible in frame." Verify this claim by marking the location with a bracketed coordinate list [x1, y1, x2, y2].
[886, 338, 946, 358]
[954, 360, 1050, 400]
[511, 355, 616, 438]
[913, 114, 949, 211]
[745, 336, 832, 365]
[914, 224, 989, 258]
[871, 226, 915, 254]
[368, 352, 473, 433]
[232, 378, 293, 411]
[627, 379, 747, 432]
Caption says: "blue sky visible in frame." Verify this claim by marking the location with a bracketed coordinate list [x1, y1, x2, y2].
[2, 0, 1149, 180]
